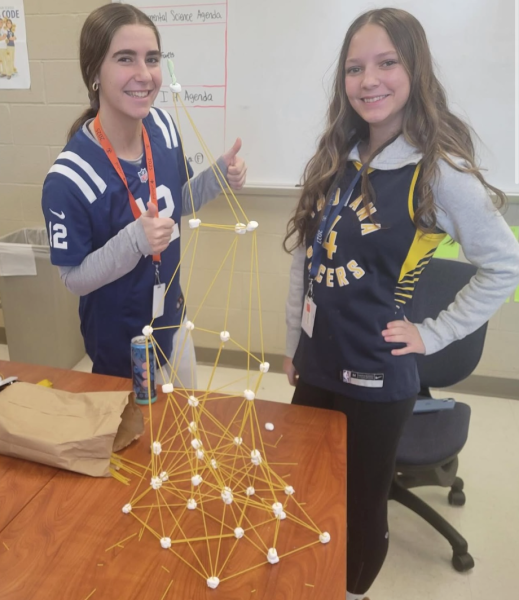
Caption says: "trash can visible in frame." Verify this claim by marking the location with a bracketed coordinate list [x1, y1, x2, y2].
[0, 228, 85, 369]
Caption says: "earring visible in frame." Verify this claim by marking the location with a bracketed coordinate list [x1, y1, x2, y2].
[92, 81, 99, 92]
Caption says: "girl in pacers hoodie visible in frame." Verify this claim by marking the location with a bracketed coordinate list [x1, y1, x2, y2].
[283, 8, 519, 600]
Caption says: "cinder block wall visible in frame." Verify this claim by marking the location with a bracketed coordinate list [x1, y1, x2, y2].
[1, 0, 518, 380]
[0, 0, 104, 237]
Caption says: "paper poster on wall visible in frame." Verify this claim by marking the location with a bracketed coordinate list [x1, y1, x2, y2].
[0, 1, 30, 89]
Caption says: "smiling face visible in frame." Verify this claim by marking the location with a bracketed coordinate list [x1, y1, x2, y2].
[345, 24, 410, 143]
[96, 24, 162, 127]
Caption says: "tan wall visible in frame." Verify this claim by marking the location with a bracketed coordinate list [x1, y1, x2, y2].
[0, 0, 104, 236]
[1, 0, 518, 380]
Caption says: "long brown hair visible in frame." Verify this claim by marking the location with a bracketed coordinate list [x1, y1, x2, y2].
[284, 7, 506, 251]
[68, 3, 161, 142]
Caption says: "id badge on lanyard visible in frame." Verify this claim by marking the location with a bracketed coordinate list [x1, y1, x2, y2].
[301, 291, 317, 338]
[152, 264, 165, 319]
[302, 165, 367, 337]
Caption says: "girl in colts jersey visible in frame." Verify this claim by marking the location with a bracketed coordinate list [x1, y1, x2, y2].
[283, 8, 519, 600]
[41, 3, 246, 386]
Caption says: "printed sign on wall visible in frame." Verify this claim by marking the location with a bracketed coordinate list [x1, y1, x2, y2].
[0, 1, 30, 89]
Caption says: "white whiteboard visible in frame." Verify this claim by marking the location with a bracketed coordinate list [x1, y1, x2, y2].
[129, 0, 517, 192]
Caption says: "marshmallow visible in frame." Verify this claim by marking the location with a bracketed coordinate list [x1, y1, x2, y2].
[162, 383, 174, 394]
[188, 218, 201, 229]
[211, 459, 218, 469]
[220, 331, 230, 342]
[246, 486, 255, 496]
[191, 438, 202, 450]
[267, 548, 280, 564]
[233, 436, 243, 446]
[142, 325, 153, 337]
[151, 476, 162, 490]
[277, 511, 287, 520]
[235, 223, 247, 234]
[185, 320, 195, 331]
[206, 577, 220, 589]
[160, 471, 169, 482]
[244, 389, 255, 401]
[265, 422, 274, 431]
[152, 441, 162, 455]
[251, 449, 262, 465]
[319, 532, 331, 544]
[122, 503, 132, 514]
[188, 395, 199, 408]
[160, 537, 172, 549]
[246, 220, 259, 232]
[259, 361, 270, 373]
[188, 421, 197, 434]
[187, 498, 197, 510]
[196, 449, 204, 460]
[272, 502, 284, 516]
[284, 485, 295, 496]
[170, 82, 182, 93]
[191, 474, 203, 486]
[234, 527, 245, 539]
[221, 487, 233, 505]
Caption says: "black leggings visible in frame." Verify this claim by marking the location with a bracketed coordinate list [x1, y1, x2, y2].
[292, 379, 415, 594]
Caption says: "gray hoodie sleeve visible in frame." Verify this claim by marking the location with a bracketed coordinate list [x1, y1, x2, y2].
[59, 160, 228, 296]
[285, 244, 306, 358]
[415, 159, 519, 355]
[181, 157, 227, 216]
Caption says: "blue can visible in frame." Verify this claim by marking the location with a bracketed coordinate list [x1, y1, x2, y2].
[131, 335, 157, 405]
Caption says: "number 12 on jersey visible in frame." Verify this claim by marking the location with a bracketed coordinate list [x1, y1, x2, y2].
[48, 221, 68, 250]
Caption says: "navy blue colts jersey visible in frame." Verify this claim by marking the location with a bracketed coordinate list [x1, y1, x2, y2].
[294, 161, 446, 401]
[41, 108, 193, 378]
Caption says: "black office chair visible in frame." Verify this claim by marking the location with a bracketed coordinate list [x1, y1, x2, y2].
[390, 258, 489, 573]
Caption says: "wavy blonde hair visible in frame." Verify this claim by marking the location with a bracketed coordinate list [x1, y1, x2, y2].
[284, 7, 506, 251]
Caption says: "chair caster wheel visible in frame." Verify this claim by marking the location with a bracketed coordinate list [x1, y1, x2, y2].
[448, 490, 466, 506]
[452, 552, 474, 572]
[452, 477, 464, 492]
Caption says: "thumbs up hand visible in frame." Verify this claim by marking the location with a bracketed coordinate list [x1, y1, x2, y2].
[222, 138, 247, 190]
[140, 201, 175, 254]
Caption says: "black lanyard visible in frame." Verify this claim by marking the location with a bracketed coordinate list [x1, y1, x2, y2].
[308, 164, 367, 283]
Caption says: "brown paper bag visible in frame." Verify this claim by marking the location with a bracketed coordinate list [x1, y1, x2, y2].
[0, 382, 144, 477]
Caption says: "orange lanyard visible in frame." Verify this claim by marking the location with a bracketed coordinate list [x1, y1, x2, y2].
[93, 114, 160, 263]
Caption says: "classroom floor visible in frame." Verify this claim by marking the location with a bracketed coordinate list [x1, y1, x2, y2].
[1, 344, 517, 600]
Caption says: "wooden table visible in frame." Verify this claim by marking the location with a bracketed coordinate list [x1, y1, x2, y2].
[0, 360, 346, 599]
